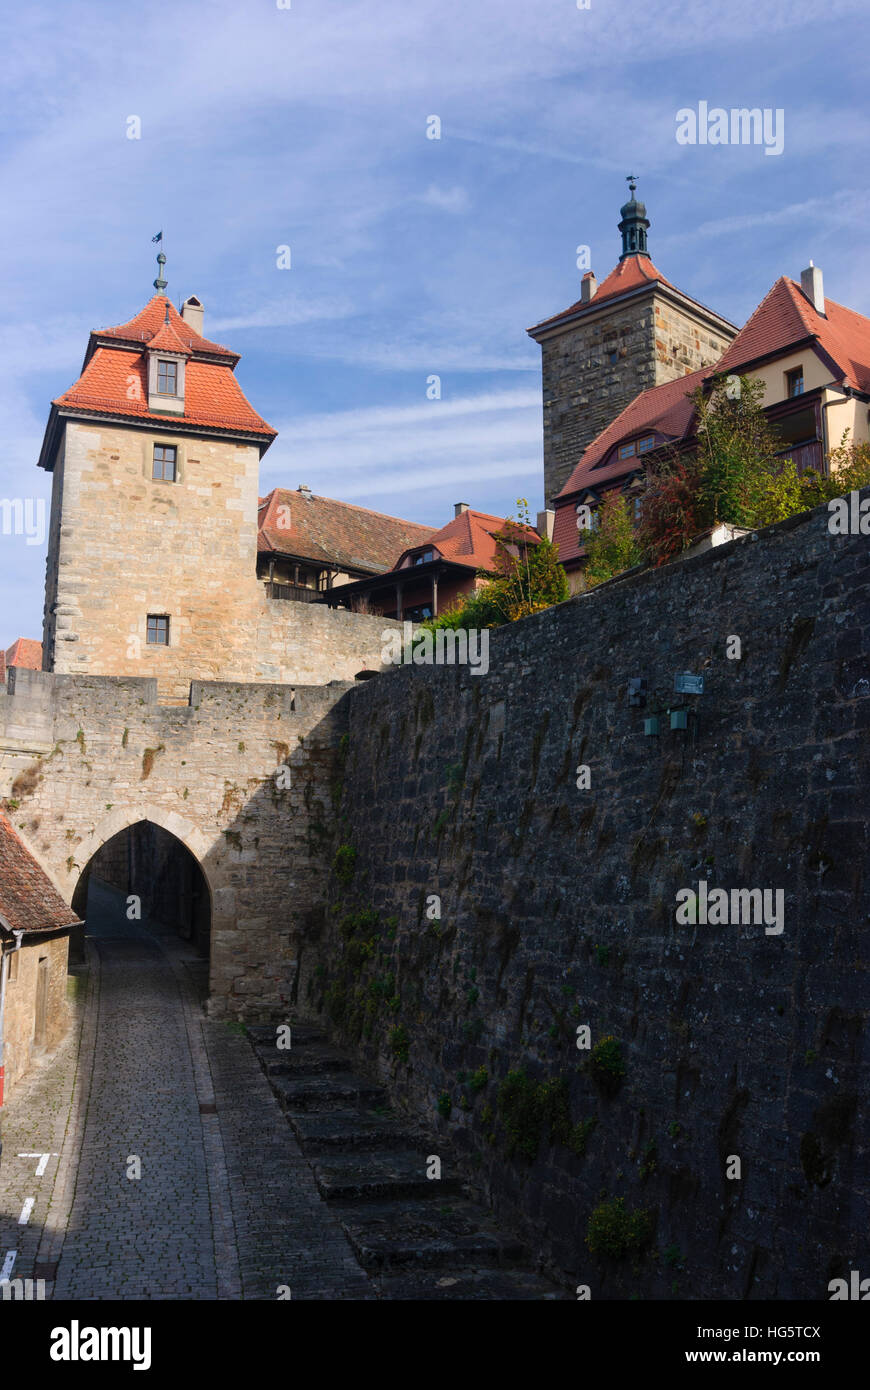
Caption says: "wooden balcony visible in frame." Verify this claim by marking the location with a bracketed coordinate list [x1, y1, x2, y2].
[265, 581, 325, 604]
[777, 441, 824, 476]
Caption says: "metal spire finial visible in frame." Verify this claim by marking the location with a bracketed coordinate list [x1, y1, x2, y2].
[153, 250, 168, 295]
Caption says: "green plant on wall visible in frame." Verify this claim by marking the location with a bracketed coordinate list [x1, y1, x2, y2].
[586, 1197, 653, 1259]
[589, 1035, 627, 1095]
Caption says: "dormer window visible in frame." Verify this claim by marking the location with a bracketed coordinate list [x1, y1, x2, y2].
[413, 549, 435, 565]
[147, 350, 185, 414]
[156, 359, 178, 394]
[618, 435, 655, 461]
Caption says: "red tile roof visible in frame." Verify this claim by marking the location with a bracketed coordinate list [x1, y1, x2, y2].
[715, 276, 870, 392]
[6, 638, 43, 671]
[529, 255, 675, 334]
[258, 488, 436, 574]
[552, 367, 710, 567]
[394, 508, 540, 573]
[95, 295, 236, 360]
[46, 295, 275, 450]
[0, 813, 80, 935]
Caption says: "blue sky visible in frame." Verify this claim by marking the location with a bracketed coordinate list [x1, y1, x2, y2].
[2, 0, 869, 647]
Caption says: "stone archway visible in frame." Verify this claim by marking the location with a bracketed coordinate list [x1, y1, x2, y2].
[70, 808, 214, 966]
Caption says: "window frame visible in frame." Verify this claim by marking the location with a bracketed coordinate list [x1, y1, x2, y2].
[786, 366, 804, 399]
[146, 614, 171, 647]
[152, 443, 178, 483]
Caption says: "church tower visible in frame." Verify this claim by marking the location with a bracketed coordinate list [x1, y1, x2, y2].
[528, 179, 738, 504]
[37, 258, 277, 701]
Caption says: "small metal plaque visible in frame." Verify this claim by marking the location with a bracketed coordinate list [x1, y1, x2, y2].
[674, 673, 704, 695]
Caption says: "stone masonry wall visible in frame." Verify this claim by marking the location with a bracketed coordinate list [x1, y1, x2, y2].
[0, 670, 354, 1018]
[2, 932, 70, 1097]
[540, 288, 734, 504]
[43, 419, 402, 701]
[299, 496, 869, 1299]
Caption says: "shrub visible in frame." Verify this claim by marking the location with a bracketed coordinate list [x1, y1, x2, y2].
[332, 844, 357, 885]
[586, 1197, 653, 1258]
[589, 1035, 626, 1096]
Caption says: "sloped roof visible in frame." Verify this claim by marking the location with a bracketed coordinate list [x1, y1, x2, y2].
[258, 488, 436, 574]
[6, 638, 43, 671]
[94, 294, 236, 360]
[715, 275, 870, 392]
[43, 295, 275, 459]
[530, 255, 679, 335]
[552, 367, 709, 567]
[395, 508, 540, 572]
[0, 813, 80, 936]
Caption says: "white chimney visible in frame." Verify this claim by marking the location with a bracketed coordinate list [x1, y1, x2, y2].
[581, 272, 597, 304]
[536, 508, 555, 541]
[297, 484, 313, 498]
[800, 262, 825, 317]
[181, 295, 204, 335]
[454, 502, 469, 516]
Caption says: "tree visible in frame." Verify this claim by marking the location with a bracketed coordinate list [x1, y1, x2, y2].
[417, 498, 569, 636]
[637, 445, 706, 567]
[692, 374, 781, 527]
[582, 491, 644, 588]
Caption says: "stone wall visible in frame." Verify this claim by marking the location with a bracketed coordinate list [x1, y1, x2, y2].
[538, 288, 734, 504]
[299, 496, 869, 1299]
[2, 931, 70, 1097]
[0, 669, 354, 1017]
[42, 419, 404, 701]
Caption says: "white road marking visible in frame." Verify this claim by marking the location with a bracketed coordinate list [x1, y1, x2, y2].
[17, 1198, 35, 1225]
[0, 1250, 17, 1281]
[17, 1153, 56, 1175]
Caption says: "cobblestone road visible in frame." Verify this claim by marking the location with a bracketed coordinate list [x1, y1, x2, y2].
[0, 883, 373, 1300]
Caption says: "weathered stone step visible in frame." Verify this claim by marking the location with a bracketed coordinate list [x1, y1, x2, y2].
[335, 1196, 525, 1272]
[257, 1047, 351, 1078]
[312, 1151, 461, 1202]
[289, 1109, 423, 1154]
[270, 1071, 387, 1113]
[374, 1267, 570, 1300]
[246, 1023, 327, 1047]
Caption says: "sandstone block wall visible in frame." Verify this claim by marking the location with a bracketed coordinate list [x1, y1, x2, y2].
[2, 931, 70, 1097]
[300, 497, 869, 1299]
[0, 670, 353, 1017]
[42, 420, 401, 701]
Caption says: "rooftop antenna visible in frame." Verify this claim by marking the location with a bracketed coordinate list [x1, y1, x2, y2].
[152, 230, 168, 294]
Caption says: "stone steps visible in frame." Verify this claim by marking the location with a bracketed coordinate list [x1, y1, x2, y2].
[248, 1025, 569, 1301]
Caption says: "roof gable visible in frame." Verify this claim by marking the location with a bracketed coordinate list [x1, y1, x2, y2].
[258, 489, 436, 573]
[0, 813, 80, 935]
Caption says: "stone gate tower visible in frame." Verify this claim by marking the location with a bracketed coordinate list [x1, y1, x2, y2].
[37, 271, 277, 699]
[528, 179, 738, 504]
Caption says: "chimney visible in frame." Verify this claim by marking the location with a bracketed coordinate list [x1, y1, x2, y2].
[536, 508, 555, 541]
[181, 295, 204, 335]
[581, 272, 597, 304]
[454, 502, 469, 517]
[800, 262, 825, 316]
[297, 484, 313, 498]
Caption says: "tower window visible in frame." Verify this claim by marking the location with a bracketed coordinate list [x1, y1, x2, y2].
[156, 359, 178, 394]
[609, 349, 618, 364]
[146, 615, 170, 646]
[786, 367, 804, 398]
[152, 444, 177, 481]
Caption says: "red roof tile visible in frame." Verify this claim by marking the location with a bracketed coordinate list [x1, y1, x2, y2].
[258, 489, 436, 573]
[53, 332, 275, 441]
[95, 295, 236, 360]
[6, 638, 43, 671]
[529, 255, 675, 334]
[0, 813, 80, 935]
[394, 508, 540, 573]
[552, 367, 710, 567]
[716, 276, 870, 392]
